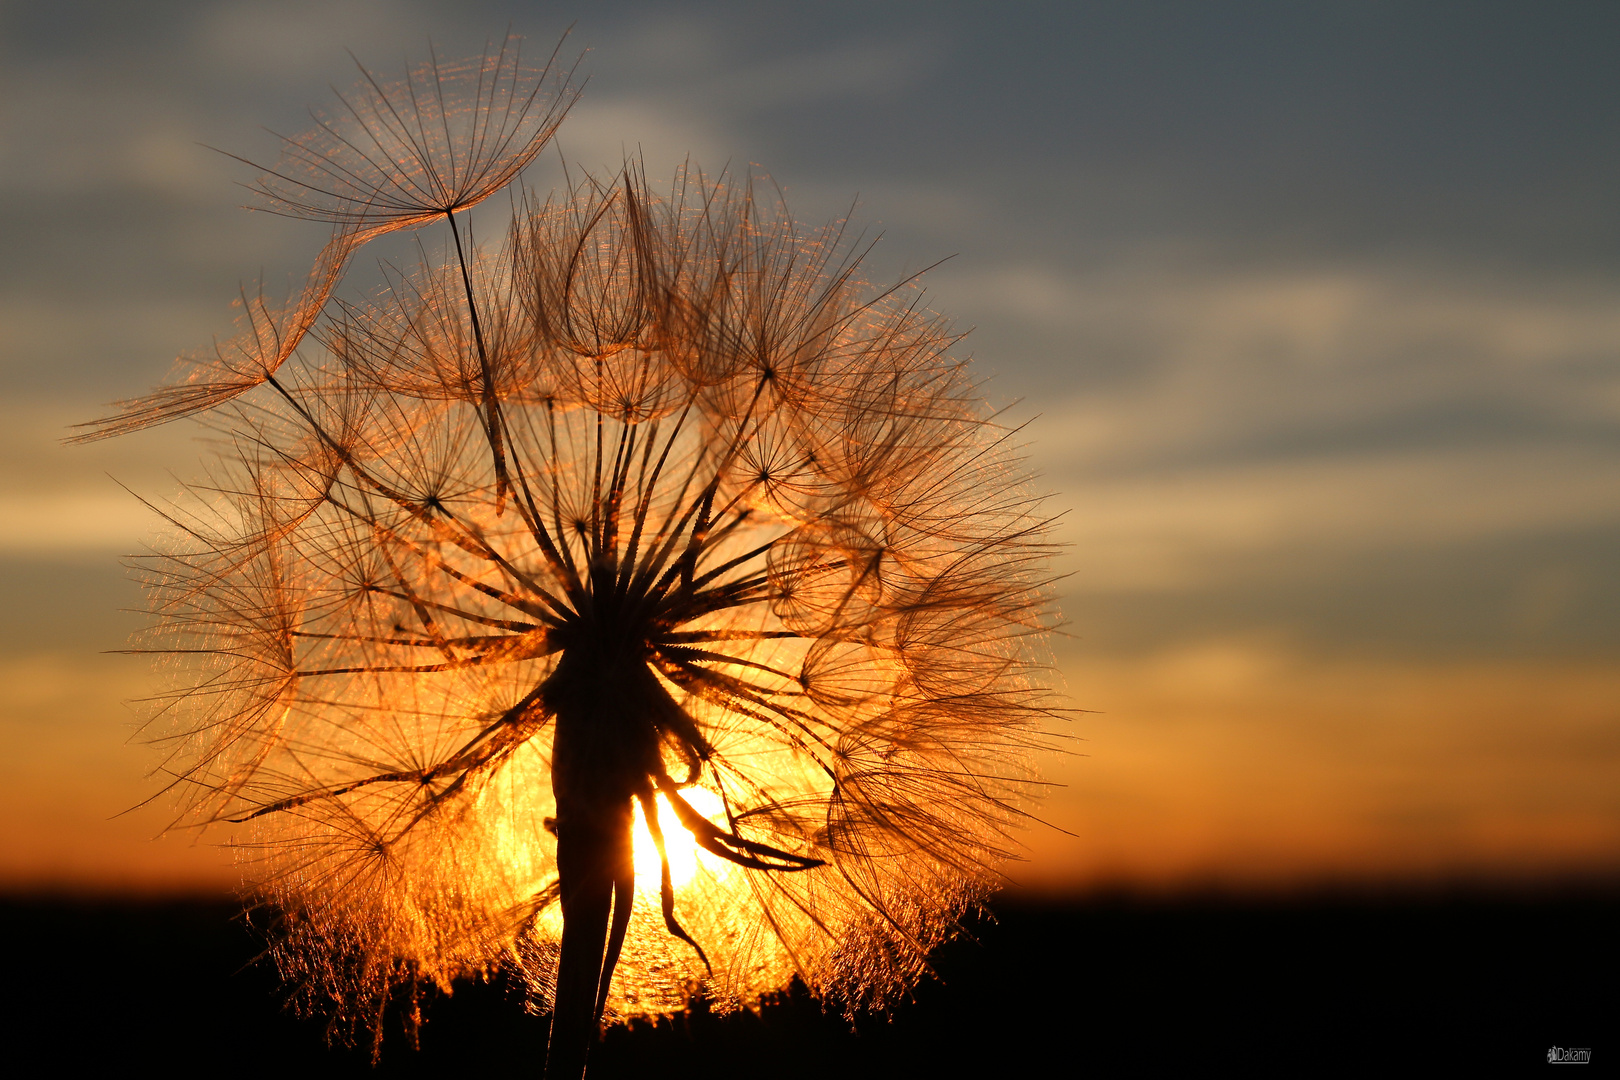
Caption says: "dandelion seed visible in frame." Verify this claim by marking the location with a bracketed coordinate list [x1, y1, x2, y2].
[72, 32, 579, 443]
[247, 32, 580, 235]
[70, 229, 355, 442]
[91, 37, 1060, 1080]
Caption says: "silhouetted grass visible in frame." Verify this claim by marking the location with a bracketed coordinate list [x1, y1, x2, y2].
[4, 885, 1610, 1075]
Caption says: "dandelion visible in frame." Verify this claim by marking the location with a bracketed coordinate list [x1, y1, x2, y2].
[87, 38, 1060, 1079]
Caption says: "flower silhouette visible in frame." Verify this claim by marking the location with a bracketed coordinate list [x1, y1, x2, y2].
[98, 41, 1059, 1080]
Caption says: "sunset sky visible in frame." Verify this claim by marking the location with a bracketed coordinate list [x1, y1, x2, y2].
[2, 0, 1617, 894]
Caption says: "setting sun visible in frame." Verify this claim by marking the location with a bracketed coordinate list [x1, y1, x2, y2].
[632, 788, 728, 890]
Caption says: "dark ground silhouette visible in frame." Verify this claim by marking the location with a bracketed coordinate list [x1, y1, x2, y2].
[3, 886, 1612, 1075]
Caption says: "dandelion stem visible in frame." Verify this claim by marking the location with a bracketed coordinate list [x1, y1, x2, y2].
[444, 207, 511, 513]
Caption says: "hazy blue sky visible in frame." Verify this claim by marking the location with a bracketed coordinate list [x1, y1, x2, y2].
[3, 1, 1617, 891]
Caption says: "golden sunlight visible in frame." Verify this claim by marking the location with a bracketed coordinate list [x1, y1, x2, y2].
[632, 788, 728, 890]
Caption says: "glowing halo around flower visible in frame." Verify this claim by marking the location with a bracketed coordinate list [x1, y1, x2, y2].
[83, 33, 1063, 1079]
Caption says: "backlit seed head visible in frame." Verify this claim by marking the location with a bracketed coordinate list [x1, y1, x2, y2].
[96, 36, 1062, 1059]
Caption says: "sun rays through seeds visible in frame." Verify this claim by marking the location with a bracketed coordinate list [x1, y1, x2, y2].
[89, 33, 1062, 1078]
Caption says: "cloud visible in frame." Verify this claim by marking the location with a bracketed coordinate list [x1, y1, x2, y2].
[0, 491, 164, 554]
[1045, 444, 1620, 591]
[541, 98, 733, 181]
[0, 69, 224, 198]
[0, 297, 224, 374]
[935, 258, 1620, 570]
[924, 259, 1620, 472]
[0, 400, 205, 554]
[951, 259, 1620, 380]
[605, 11, 944, 112]
[191, 0, 433, 80]
[702, 36, 944, 113]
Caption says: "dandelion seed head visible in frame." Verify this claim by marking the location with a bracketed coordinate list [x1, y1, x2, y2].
[98, 36, 1062, 1067]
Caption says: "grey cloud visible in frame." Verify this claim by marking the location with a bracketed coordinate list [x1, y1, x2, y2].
[190, 0, 434, 80]
[4, 0, 1617, 667]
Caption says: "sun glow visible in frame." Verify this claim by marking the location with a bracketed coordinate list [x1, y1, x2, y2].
[632, 788, 727, 889]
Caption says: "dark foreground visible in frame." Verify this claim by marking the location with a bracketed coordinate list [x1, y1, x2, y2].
[2, 887, 1611, 1076]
